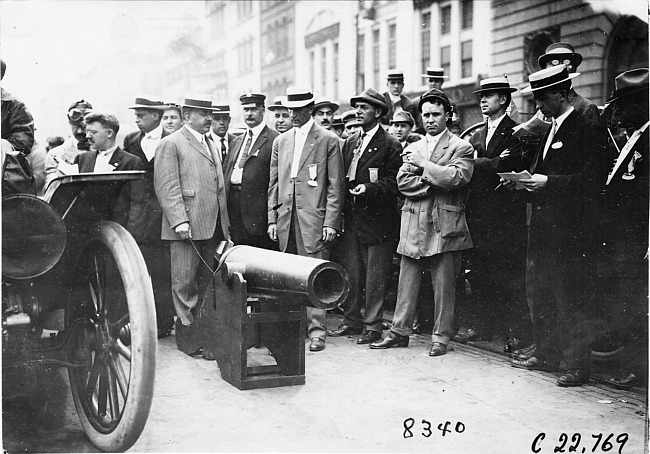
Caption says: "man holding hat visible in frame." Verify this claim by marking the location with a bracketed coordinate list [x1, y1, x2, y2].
[122, 96, 176, 338]
[328, 88, 402, 344]
[455, 77, 528, 348]
[381, 70, 423, 133]
[311, 96, 339, 131]
[154, 93, 230, 356]
[509, 65, 609, 387]
[389, 111, 422, 149]
[370, 88, 474, 357]
[222, 93, 278, 249]
[268, 86, 345, 352]
[268, 96, 293, 134]
[209, 103, 236, 163]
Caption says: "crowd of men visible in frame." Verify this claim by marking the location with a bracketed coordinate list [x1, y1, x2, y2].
[1, 41, 647, 390]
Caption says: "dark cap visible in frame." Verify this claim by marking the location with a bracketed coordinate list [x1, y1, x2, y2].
[67, 99, 94, 124]
[418, 88, 451, 111]
[128, 96, 166, 110]
[239, 92, 266, 107]
[350, 88, 388, 113]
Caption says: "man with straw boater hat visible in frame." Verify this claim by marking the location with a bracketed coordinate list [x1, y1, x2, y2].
[509, 65, 609, 387]
[421, 67, 448, 91]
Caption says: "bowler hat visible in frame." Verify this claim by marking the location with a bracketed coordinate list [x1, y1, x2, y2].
[239, 92, 266, 107]
[521, 65, 580, 94]
[211, 102, 231, 115]
[473, 76, 517, 94]
[284, 86, 316, 108]
[387, 70, 404, 82]
[312, 97, 339, 115]
[419, 88, 451, 111]
[341, 110, 358, 127]
[128, 96, 166, 110]
[421, 67, 448, 79]
[606, 68, 649, 103]
[538, 42, 583, 70]
[350, 88, 388, 113]
[267, 96, 288, 112]
[182, 93, 214, 111]
[390, 111, 415, 126]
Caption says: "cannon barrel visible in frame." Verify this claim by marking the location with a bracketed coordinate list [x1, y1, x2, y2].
[218, 245, 349, 310]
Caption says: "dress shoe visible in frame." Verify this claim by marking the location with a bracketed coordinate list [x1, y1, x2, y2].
[557, 369, 590, 387]
[512, 342, 537, 360]
[357, 330, 382, 345]
[429, 342, 448, 357]
[327, 324, 363, 337]
[605, 373, 639, 391]
[369, 331, 409, 349]
[309, 337, 326, 352]
[453, 328, 480, 343]
[511, 356, 559, 372]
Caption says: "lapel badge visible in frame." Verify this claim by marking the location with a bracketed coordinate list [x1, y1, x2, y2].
[551, 141, 563, 149]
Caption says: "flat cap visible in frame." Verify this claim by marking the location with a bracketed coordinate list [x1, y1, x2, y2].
[419, 88, 451, 111]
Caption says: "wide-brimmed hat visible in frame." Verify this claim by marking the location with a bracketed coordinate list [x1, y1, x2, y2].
[239, 93, 265, 108]
[389, 111, 415, 126]
[421, 67, 448, 79]
[341, 110, 359, 127]
[332, 114, 344, 127]
[387, 70, 404, 82]
[350, 88, 388, 113]
[538, 42, 583, 70]
[211, 102, 231, 115]
[418, 88, 451, 110]
[284, 86, 316, 108]
[606, 68, 649, 103]
[521, 65, 580, 94]
[128, 96, 167, 110]
[267, 96, 288, 112]
[473, 76, 517, 94]
[181, 93, 214, 111]
[311, 97, 339, 115]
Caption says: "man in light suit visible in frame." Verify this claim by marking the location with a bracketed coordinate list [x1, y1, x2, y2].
[154, 94, 230, 356]
[370, 88, 474, 357]
[268, 86, 345, 352]
[209, 103, 237, 163]
[223, 93, 278, 249]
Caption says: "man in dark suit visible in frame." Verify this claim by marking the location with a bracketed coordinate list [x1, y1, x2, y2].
[328, 88, 402, 344]
[154, 94, 230, 356]
[455, 77, 528, 348]
[381, 70, 423, 134]
[209, 103, 237, 163]
[122, 96, 175, 338]
[509, 66, 609, 387]
[223, 93, 278, 249]
[268, 86, 345, 352]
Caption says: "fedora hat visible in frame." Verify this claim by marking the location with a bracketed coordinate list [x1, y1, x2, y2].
[473, 76, 517, 94]
[332, 114, 344, 127]
[128, 96, 166, 110]
[181, 93, 214, 111]
[284, 86, 316, 108]
[606, 68, 649, 103]
[521, 65, 580, 94]
[421, 67, 448, 79]
[350, 88, 388, 113]
[311, 97, 339, 115]
[419, 88, 451, 110]
[538, 42, 583, 70]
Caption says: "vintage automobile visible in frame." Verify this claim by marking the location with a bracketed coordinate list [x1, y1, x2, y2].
[2, 170, 157, 452]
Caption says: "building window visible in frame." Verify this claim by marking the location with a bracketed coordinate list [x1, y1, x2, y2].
[373, 27, 380, 89]
[461, 40, 472, 78]
[333, 40, 339, 100]
[421, 12, 431, 73]
[357, 33, 365, 93]
[461, 0, 473, 29]
[441, 45, 451, 78]
[321, 45, 328, 95]
[440, 5, 451, 35]
[388, 22, 397, 70]
[237, 1, 252, 20]
[237, 39, 253, 75]
[309, 50, 315, 89]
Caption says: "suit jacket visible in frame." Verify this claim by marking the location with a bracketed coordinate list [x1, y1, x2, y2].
[223, 125, 279, 237]
[342, 127, 402, 245]
[123, 128, 170, 243]
[396, 129, 474, 259]
[154, 126, 229, 241]
[74, 147, 145, 228]
[381, 92, 423, 133]
[526, 110, 609, 262]
[268, 122, 345, 254]
[569, 90, 600, 124]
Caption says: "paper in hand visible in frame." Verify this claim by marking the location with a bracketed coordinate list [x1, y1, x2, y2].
[497, 170, 534, 191]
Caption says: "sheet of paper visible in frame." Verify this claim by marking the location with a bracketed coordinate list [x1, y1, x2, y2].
[497, 170, 534, 191]
[57, 162, 79, 176]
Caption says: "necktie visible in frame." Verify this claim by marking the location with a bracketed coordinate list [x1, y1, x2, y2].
[347, 133, 367, 180]
[238, 130, 253, 168]
[220, 138, 227, 161]
[542, 119, 557, 160]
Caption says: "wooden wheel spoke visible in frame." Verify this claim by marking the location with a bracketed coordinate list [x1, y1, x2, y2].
[84, 353, 101, 400]
[108, 352, 129, 398]
[107, 364, 121, 420]
[97, 358, 109, 417]
[114, 339, 132, 361]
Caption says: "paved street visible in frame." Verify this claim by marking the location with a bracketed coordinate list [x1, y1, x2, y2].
[3, 313, 647, 453]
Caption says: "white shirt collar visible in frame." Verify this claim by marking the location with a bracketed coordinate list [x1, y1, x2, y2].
[144, 124, 163, 140]
[248, 121, 265, 138]
[97, 144, 118, 156]
[487, 113, 506, 129]
[388, 93, 401, 103]
[553, 106, 574, 130]
[361, 123, 380, 140]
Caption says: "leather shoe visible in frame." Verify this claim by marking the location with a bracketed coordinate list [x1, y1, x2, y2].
[511, 356, 559, 372]
[605, 373, 639, 391]
[429, 342, 448, 356]
[557, 369, 590, 387]
[357, 330, 382, 345]
[453, 329, 480, 343]
[309, 337, 325, 352]
[512, 342, 537, 360]
[369, 331, 409, 349]
[328, 324, 363, 337]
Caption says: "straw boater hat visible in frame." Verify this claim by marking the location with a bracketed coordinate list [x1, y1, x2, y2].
[211, 102, 230, 115]
[181, 93, 214, 110]
[606, 68, 649, 104]
[284, 86, 316, 108]
[128, 96, 167, 110]
[387, 70, 405, 82]
[473, 76, 517, 94]
[421, 67, 448, 80]
[267, 96, 288, 112]
[350, 88, 388, 113]
[538, 42, 583, 70]
[520, 65, 580, 94]
[389, 111, 415, 126]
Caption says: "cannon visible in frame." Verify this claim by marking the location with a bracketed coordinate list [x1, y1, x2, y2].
[192, 245, 349, 390]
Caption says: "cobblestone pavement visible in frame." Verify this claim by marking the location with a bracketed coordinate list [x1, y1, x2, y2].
[3, 313, 647, 453]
